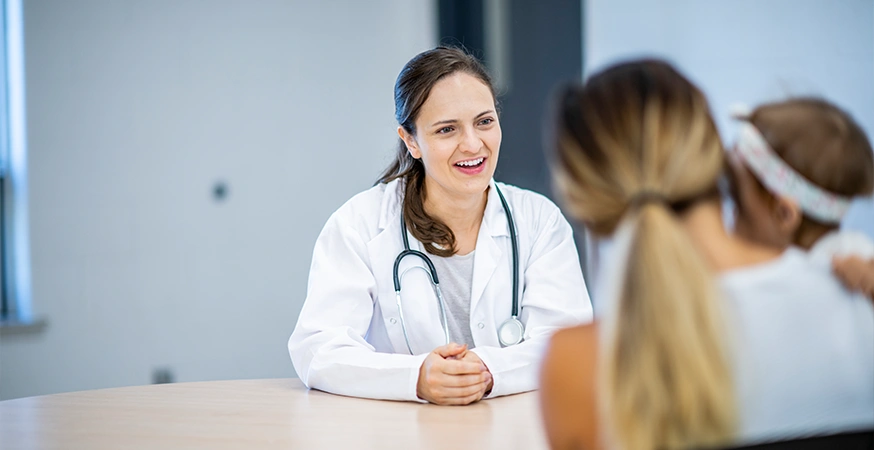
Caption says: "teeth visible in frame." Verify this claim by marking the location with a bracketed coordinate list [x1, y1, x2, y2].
[456, 158, 484, 167]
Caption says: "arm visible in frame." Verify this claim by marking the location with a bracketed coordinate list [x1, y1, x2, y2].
[832, 256, 874, 301]
[289, 212, 428, 401]
[540, 324, 601, 450]
[471, 206, 594, 397]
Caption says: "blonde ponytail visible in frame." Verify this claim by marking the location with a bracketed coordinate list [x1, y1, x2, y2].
[602, 203, 735, 450]
[550, 60, 737, 450]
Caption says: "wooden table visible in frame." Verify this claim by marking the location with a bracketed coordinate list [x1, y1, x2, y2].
[0, 378, 550, 449]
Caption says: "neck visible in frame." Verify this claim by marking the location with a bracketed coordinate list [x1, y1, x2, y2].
[423, 182, 489, 239]
[795, 222, 836, 250]
[679, 199, 782, 272]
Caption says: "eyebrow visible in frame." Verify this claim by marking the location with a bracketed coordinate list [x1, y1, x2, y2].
[429, 110, 495, 128]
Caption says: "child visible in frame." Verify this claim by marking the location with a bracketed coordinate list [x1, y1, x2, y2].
[728, 98, 874, 300]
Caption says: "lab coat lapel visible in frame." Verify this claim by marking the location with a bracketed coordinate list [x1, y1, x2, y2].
[368, 181, 415, 354]
[368, 180, 446, 355]
[368, 223, 444, 355]
[470, 182, 509, 315]
[470, 228, 500, 316]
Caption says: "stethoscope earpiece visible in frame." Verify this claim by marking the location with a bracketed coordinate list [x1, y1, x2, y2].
[393, 185, 522, 354]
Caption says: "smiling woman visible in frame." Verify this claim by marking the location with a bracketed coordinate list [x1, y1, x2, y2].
[397, 71, 501, 256]
[381, 48, 503, 257]
[287, 46, 593, 405]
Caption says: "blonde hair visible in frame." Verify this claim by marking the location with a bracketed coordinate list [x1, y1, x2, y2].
[550, 60, 736, 450]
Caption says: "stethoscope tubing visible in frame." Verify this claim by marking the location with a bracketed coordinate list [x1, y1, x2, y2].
[495, 185, 520, 320]
[392, 185, 520, 354]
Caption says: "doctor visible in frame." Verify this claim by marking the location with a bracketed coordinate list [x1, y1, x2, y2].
[288, 46, 592, 405]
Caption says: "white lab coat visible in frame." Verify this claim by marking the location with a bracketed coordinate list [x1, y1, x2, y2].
[288, 178, 593, 401]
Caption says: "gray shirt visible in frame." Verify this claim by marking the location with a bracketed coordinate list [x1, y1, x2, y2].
[431, 251, 476, 348]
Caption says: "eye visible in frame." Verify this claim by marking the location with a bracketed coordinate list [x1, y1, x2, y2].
[437, 126, 454, 134]
[478, 118, 494, 126]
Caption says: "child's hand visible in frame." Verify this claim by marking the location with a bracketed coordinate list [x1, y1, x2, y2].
[832, 255, 874, 301]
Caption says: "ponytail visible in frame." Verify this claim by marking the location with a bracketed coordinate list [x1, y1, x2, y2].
[601, 202, 736, 450]
[550, 59, 740, 450]
[377, 139, 456, 257]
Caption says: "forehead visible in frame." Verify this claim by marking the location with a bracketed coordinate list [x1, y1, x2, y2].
[417, 72, 495, 121]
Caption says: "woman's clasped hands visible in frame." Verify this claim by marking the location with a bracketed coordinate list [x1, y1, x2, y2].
[416, 343, 493, 405]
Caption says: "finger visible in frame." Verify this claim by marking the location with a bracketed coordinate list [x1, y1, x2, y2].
[459, 389, 486, 405]
[437, 359, 487, 375]
[446, 346, 469, 360]
[422, 364, 490, 392]
[430, 382, 489, 404]
[442, 388, 487, 406]
[458, 350, 484, 365]
[445, 347, 470, 361]
[433, 343, 467, 359]
[836, 270, 858, 288]
[431, 371, 491, 389]
[832, 258, 848, 276]
[834, 255, 861, 267]
[431, 392, 481, 406]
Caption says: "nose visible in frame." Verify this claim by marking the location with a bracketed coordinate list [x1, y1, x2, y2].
[459, 127, 482, 153]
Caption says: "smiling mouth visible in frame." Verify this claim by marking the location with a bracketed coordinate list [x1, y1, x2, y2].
[455, 157, 485, 168]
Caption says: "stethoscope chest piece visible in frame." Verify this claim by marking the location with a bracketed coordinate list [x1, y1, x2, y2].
[498, 316, 524, 347]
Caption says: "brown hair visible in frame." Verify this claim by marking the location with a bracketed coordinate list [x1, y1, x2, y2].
[550, 60, 736, 450]
[377, 46, 497, 256]
[748, 98, 874, 237]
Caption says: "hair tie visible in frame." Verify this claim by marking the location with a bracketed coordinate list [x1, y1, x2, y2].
[630, 190, 669, 208]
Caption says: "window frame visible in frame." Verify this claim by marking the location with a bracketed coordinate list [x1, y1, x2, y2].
[1, 0, 35, 328]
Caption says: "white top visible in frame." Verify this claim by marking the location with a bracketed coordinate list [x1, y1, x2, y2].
[808, 230, 874, 264]
[289, 179, 593, 401]
[594, 226, 874, 443]
[430, 250, 476, 348]
[721, 247, 874, 442]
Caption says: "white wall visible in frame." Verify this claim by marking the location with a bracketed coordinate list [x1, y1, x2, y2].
[585, 0, 874, 238]
[0, 0, 435, 400]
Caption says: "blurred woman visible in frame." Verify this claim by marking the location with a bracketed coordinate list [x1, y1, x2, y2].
[539, 59, 874, 449]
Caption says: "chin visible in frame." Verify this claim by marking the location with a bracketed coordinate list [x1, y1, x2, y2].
[453, 179, 491, 198]
[472, 174, 494, 190]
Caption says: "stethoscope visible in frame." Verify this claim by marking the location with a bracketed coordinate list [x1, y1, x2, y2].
[392, 185, 523, 355]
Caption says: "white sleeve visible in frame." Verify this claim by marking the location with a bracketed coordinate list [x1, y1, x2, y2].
[809, 231, 874, 264]
[288, 211, 428, 402]
[471, 207, 593, 397]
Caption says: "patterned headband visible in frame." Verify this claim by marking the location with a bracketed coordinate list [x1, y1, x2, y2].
[733, 121, 851, 224]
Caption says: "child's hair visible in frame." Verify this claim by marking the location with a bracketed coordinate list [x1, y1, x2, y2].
[747, 98, 874, 236]
[550, 59, 736, 450]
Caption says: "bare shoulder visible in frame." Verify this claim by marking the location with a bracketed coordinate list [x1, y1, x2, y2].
[542, 324, 599, 386]
[540, 323, 601, 450]
[552, 323, 599, 348]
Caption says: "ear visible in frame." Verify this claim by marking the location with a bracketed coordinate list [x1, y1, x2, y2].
[773, 195, 802, 235]
[397, 126, 422, 160]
